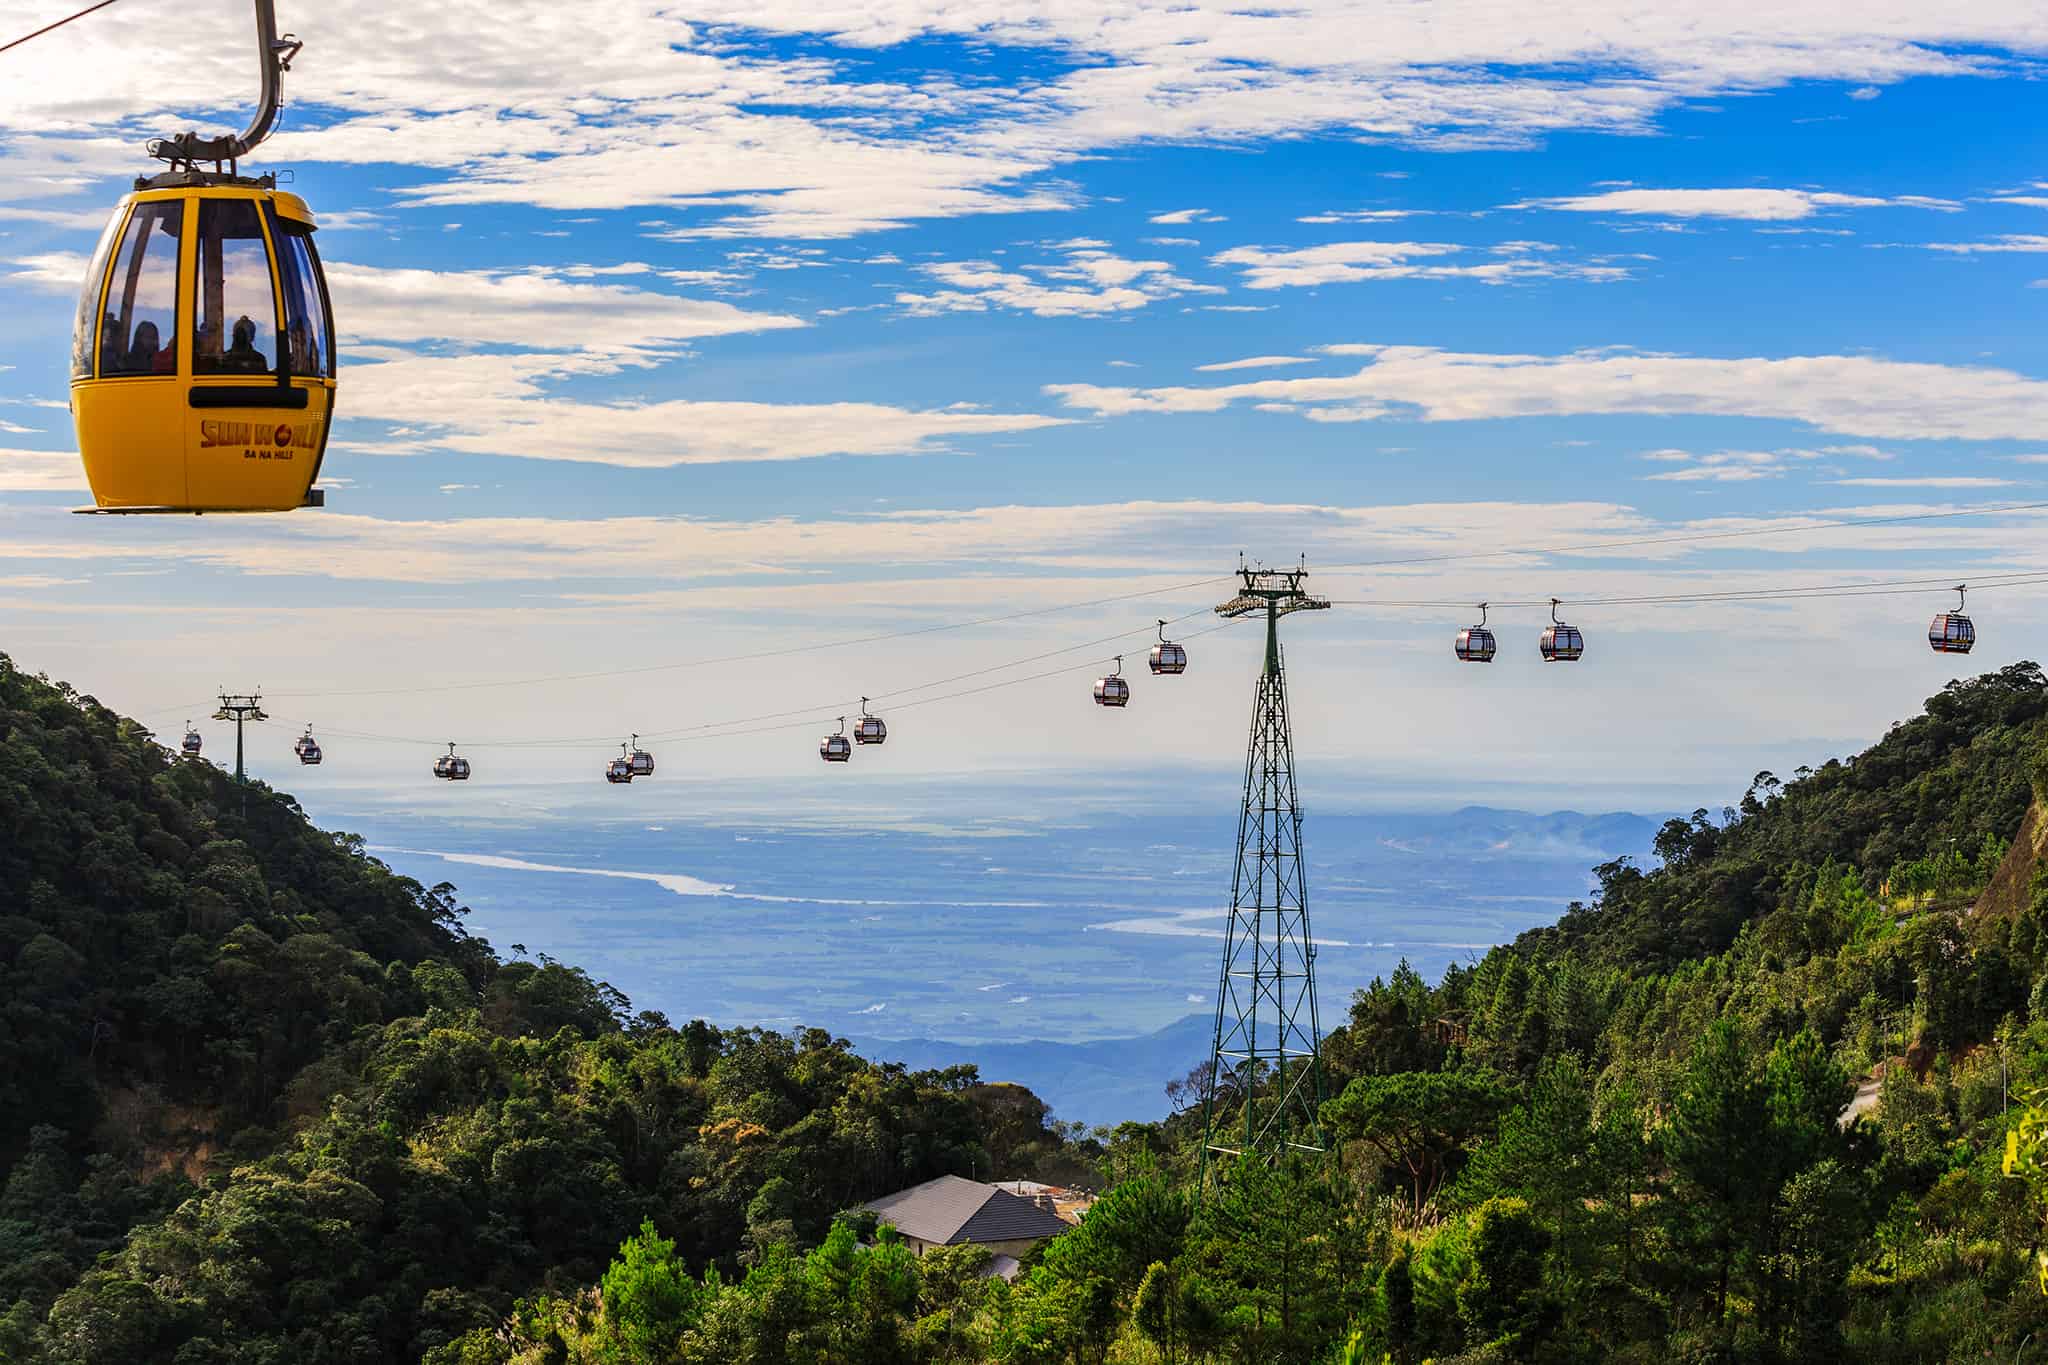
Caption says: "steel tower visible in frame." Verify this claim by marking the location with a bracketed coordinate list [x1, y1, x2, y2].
[211, 691, 267, 784]
[1201, 561, 1330, 1169]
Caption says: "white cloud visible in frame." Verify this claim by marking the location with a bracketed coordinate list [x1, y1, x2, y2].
[1829, 476, 2016, 487]
[1641, 450, 1785, 482]
[12, 249, 1069, 468]
[10, 251, 808, 357]
[1918, 234, 2048, 254]
[1516, 188, 1962, 220]
[1195, 355, 1316, 372]
[1848, 86, 1883, 100]
[1210, 239, 1629, 289]
[1296, 209, 1428, 223]
[1046, 343, 2048, 441]
[344, 353, 1071, 466]
[2, 3, 2044, 242]
[0, 204, 114, 230]
[895, 243, 1223, 317]
[0, 448, 85, 492]
[1149, 208, 1224, 225]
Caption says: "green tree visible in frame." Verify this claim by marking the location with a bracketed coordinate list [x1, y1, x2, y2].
[1455, 1197, 1555, 1357]
[1324, 1070, 1513, 1215]
[1664, 1020, 1774, 1323]
[598, 1218, 699, 1362]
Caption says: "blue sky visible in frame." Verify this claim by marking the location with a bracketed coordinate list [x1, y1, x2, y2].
[1, 2, 2046, 801]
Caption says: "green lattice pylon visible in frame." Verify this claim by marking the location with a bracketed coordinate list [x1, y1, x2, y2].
[1201, 562, 1330, 1173]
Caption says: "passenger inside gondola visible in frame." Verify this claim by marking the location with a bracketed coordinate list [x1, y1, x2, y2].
[220, 315, 268, 373]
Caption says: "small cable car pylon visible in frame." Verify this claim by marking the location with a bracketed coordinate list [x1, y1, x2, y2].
[211, 691, 267, 784]
[1201, 559, 1331, 1174]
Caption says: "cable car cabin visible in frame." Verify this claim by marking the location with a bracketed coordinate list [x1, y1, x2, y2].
[180, 725, 203, 757]
[605, 758, 634, 784]
[854, 715, 887, 745]
[820, 733, 853, 763]
[1454, 626, 1496, 663]
[1094, 675, 1131, 707]
[628, 745, 655, 777]
[70, 181, 336, 512]
[293, 730, 322, 765]
[1148, 620, 1187, 676]
[1929, 612, 1975, 654]
[433, 749, 472, 781]
[1539, 623, 1585, 662]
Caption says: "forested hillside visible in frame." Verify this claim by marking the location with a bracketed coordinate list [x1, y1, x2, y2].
[6, 653, 2048, 1363]
[0, 655, 1082, 1362]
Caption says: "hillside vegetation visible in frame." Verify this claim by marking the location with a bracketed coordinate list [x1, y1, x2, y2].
[5, 653, 2048, 1363]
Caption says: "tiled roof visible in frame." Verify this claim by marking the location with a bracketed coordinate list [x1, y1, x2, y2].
[863, 1174, 1072, 1246]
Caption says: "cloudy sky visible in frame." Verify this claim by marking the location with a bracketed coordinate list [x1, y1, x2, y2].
[1, 0, 2045, 804]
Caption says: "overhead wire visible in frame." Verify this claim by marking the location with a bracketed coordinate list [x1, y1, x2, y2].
[199, 563, 2046, 757]
[151, 500, 2048, 762]
[0, 0, 121, 56]
[264, 576, 1237, 701]
[272, 617, 1249, 751]
[1328, 571, 2048, 611]
[254, 501, 2048, 706]
[1309, 500, 2048, 576]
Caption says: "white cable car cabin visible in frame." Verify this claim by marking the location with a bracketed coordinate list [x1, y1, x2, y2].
[293, 727, 322, 765]
[433, 744, 471, 781]
[1929, 585, 1974, 655]
[821, 718, 853, 763]
[605, 741, 635, 783]
[854, 698, 887, 745]
[1538, 599, 1584, 663]
[1149, 621, 1187, 675]
[1094, 656, 1131, 707]
[180, 724, 203, 757]
[1454, 603, 1497, 663]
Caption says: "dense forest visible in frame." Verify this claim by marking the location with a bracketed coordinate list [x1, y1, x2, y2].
[4, 649, 2048, 1362]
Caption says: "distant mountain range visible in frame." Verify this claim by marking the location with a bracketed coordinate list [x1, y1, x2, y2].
[851, 806, 1663, 1127]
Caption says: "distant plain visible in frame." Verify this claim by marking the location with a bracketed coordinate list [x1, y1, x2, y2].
[301, 773, 1658, 1124]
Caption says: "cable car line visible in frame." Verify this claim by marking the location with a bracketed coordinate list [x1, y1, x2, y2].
[1311, 500, 2048, 578]
[261, 625, 1247, 755]
[256, 504, 2044, 705]
[260, 609, 1230, 754]
[264, 577, 1236, 702]
[0, 0, 123, 57]
[151, 555, 2048, 777]
[1324, 569, 2048, 612]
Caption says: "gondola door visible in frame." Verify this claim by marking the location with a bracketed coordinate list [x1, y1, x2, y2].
[73, 195, 190, 508]
[182, 192, 333, 511]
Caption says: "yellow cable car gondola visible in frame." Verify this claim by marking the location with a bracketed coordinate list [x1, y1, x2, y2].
[69, 0, 335, 513]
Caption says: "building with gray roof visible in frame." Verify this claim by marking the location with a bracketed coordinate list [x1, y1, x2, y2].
[862, 1174, 1074, 1270]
